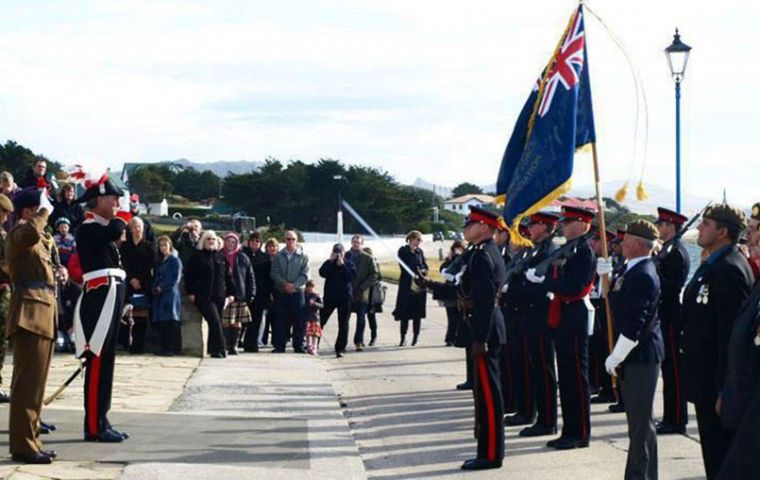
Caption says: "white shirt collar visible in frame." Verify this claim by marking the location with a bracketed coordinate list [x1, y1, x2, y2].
[625, 255, 649, 272]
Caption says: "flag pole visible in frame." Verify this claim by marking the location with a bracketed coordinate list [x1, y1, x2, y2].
[591, 142, 617, 391]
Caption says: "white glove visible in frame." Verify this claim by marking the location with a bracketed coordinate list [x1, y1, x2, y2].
[525, 268, 545, 284]
[501, 283, 509, 294]
[453, 271, 464, 285]
[38, 190, 54, 215]
[596, 258, 613, 276]
[441, 271, 456, 282]
[605, 335, 639, 376]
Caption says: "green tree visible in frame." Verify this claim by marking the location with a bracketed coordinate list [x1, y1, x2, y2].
[129, 165, 174, 202]
[0, 140, 61, 182]
[451, 182, 483, 198]
[173, 167, 221, 200]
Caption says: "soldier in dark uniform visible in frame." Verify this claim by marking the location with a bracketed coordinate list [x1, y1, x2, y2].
[514, 212, 560, 437]
[74, 175, 132, 443]
[682, 204, 753, 479]
[526, 206, 596, 450]
[652, 207, 691, 435]
[716, 278, 760, 479]
[499, 224, 534, 424]
[603, 220, 664, 480]
[589, 228, 616, 405]
[607, 229, 628, 414]
[426, 206, 506, 470]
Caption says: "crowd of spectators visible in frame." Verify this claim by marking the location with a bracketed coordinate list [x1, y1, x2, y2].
[0, 161, 388, 359]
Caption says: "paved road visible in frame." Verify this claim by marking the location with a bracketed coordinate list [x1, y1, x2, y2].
[0, 277, 707, 479]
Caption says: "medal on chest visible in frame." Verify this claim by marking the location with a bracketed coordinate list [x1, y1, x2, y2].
[696, 281, 710, 305]
[612, 276, 624, 292]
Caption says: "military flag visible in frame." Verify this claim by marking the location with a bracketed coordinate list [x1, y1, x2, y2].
[496, 5, 596, 244]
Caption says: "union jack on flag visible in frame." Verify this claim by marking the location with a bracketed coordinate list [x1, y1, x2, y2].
[538, 10, 586, 117]
[495, 5, 596, 244]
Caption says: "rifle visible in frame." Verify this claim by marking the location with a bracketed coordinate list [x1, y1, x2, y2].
[503, 231, 562, 284]
[658, 202, 711, 258]
[532, 230, 596, 278]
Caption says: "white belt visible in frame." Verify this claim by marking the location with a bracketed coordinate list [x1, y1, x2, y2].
[82, 268, 126, 282]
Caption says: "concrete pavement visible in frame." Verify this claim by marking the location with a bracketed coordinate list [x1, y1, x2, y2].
[0, 277, 707, 479]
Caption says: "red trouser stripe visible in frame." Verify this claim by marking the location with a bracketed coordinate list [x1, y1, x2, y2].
[87, 356, 102, 435]
[540, 337, 551, 426]
[477, 355, 497, 462]
[574, 337, 588, 441]
[670, 323, 683, 425]
[522, 333, 532, 412]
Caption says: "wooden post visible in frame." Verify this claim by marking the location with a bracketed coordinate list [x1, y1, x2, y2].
[591, 142, 617, 391]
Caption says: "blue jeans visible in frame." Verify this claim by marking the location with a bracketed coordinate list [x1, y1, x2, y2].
[273, 291, 305, 351]
[353, 303, 368, 345]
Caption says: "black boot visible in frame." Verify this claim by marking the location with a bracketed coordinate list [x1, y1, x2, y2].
[399, 335, 407, 347]
[411, 334, 419, 346]
[227, 329, 239, 355]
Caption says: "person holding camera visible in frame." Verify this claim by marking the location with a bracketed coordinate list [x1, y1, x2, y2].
[319, 243, 357, 358]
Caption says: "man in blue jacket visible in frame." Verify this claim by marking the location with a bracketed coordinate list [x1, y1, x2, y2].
[601, 220, 664, 480]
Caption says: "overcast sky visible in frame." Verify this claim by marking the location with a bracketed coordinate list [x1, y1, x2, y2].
[0, 1, 757, 205]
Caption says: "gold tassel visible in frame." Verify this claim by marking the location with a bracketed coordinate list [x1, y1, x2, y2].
[615, 182, 629, 203]
[636, 180, 649, 201]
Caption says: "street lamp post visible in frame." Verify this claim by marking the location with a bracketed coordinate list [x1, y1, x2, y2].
[665, 28, 692, 213]
[333, 175, 349, 243]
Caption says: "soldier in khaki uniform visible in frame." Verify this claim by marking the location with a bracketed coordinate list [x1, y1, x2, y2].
[0, 193, 14, 403]
[5, 187, 57, 464]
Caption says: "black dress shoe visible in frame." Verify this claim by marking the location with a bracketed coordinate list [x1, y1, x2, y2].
[552, 437, 589, 450]
[271, 348, 285, 353]
[369, 337, 376, 346]
[460, 458, 502, 470]
[656, 422, 686, 435]
[546, 437, 563, 448]
[244, 347, 259, 353]
[608, 402, 626, 413]
[293, 348, 307, 354]
[85, 429, 125, 443]
[12, 451, 53, 464]
[456, 381, 473, 391]
[411, 335, 419, 346]
[0, 390, 10, 403]
[505, 413, 534, 426]
[336, 352, 343, 358]
[39, 421, 57, 435]
[519, 424, 557, 437]
[109, 427, 130, 439]
[399, 338, 407, 347]
[42, 449, 58, 458]
[210, 352, 225, 358]
[591, 394, 616, 404]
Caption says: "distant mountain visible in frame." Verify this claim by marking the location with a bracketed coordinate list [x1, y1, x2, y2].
[411, 177, 714, 215]
[570, 182, 713, 215]
[165, 158, 262, 177]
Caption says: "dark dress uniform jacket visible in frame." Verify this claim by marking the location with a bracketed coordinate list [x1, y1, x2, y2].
[610, 258, 664, 364]
[465, 240, 507, 347]
[546, 240, 596, 330]
[654, 240, 690, 324]
[720, 281, 760, 431]
[509, 238, 555, 333]
[683, 245, 753, 404]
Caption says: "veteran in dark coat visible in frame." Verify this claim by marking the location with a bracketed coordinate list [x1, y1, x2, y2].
[683, 204, 754, 479]
[604, 220, 664, 480]
[716, 280, 760, 479]
[5, 187, 58, 464]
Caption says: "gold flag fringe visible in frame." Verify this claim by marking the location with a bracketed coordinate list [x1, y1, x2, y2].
[615, 182, 629, 203]
[636, 180, 649, 201]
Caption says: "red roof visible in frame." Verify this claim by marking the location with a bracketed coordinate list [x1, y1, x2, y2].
[551, 197, 598, 211]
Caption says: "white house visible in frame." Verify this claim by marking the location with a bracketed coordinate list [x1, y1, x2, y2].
[444, 194, 495, 214]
